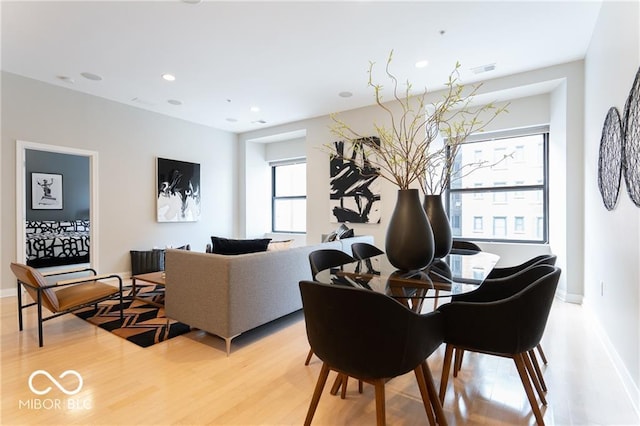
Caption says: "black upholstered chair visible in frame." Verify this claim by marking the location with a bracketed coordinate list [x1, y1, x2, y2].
[481, 254, 558, 368]
[438, 265, 561, 426]
[486, 254, 556, 280]
[11, 262, 123, 347]
[450, 263, 559, 383]
[308, 249, 355, 280]
[305, 249, 356, 368]
[451, 239, 482, 253]
[299, 280, 446, 426]
[350, 242, 384, 260]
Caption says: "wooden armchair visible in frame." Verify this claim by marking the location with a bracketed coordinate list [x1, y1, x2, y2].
[10, 262, 123, 347]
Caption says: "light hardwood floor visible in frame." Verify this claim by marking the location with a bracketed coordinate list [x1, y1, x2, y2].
[1, 288, 638, 425]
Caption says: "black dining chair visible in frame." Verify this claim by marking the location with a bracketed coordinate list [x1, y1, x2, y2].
[486, 254, 556, 280]
[438, 265, 561, 426]
[451, 239, 482, 252]
[480, 254, 558, 368]
[450, 263, 559, 386]
[351, 242, 384, 260]
[299, 280, 446, 426]
[305, 249, 356, 368]
[308, 249, 355, 280]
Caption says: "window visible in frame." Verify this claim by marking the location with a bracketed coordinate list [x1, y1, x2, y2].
[447, 127, 549, 243]
[492, 182, 507, 203]
[272, 161, 306, 233]
[493, 216, 507, 237]
[473, 216, 483, 232]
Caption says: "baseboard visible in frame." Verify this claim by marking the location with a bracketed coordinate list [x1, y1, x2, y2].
[583, 301, 640, 418]
[1, 288, 18, 298]
[555, 288, 583, 304]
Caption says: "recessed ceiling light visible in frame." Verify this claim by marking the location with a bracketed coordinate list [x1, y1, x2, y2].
[338, 91, 353, 98]
[250, 106, 260, 112]
[162, 73, 176, 82]
[181, 0, 202, 4]
[251, 120, 267, 124]
[80, 72, 102, 81]
[167, 99, 182, 106]
[415, 60, 429, 69]
[226, 118, 238, 122]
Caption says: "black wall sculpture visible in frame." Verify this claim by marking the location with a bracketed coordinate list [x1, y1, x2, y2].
[598, 66, 640, 209]
[623, 67, 640, 207]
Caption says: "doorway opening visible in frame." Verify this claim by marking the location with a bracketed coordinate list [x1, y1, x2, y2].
[16, 140, 99, 271]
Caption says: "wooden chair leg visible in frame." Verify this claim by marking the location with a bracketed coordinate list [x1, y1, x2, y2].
[305, 348, 314, 366]
[536, 343, 548, 364]
[453, 349, 464, 377]
[422, 361, 448, 426]
[304, 363, 330, 426]
[528, 349, 547, 392]
[523, 351, 547, 405]
[340, 375, 348, 399]
[513, 354, 545, 426]
[414, 365, 436, 425]
[373, 379, 386, 426]
[439, 344, 454, 404]
[358, 380, 363, 393]
[330, 373, 343, 395]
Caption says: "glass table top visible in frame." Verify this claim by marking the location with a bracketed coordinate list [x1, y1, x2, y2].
[315, 251, 500, 304]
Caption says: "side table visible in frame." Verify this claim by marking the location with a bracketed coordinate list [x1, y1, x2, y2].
[131, 271, 166, 308]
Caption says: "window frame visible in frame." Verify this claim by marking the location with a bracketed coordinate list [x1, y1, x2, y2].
[271, 160, 307, 234]
[446, 127, 549, 244]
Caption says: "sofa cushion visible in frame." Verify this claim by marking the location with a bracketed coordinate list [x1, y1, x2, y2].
[211, 237, 272, 255]
[267, 239, 294, 251]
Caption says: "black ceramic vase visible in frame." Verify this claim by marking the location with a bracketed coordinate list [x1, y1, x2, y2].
[423, 194, 453, 259]
[385, 189, 435, 271]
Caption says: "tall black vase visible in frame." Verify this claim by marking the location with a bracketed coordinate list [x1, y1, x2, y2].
[423, 194, 453, 259]
[385, 189, 435, 271]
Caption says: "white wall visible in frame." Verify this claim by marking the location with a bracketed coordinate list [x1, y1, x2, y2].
[239, 64, 586, 301]
[583, 0, 640, 403]
[1, 72, 238, 294]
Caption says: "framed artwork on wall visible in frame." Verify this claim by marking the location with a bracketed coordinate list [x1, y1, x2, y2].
[157, 157, 201, 222]
[329, 137, 381, 224]
[31, 172, 63, 210]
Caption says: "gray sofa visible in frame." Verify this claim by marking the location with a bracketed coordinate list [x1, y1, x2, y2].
[164, 235, 374, 354]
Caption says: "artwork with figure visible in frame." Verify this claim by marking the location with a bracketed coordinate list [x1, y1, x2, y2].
[157, 157, 201, 222]
[329, 138, 381, 224]
[31, 172, 63, 209]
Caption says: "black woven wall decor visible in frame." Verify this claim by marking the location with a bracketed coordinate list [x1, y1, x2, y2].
[623, 66, 640, 207]
[598, 107, 624, 210]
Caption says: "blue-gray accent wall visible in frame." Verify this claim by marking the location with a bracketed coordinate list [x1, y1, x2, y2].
[25, 149, 90, 221]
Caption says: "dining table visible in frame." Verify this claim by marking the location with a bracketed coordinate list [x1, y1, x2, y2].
[315, 249, 500, 313]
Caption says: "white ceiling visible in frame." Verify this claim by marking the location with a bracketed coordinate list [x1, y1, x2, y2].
[1, 1, 603, 134]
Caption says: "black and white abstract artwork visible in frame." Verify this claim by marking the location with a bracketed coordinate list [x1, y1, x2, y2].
[31, 172, 63, 209]
[157, 157, 201, 222]
[329, 138, 381, 224]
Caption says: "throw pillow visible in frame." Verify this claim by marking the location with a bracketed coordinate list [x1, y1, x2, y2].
[210, 236, 272, 255]
[339, 228, 354, 239]
[267, 239, 294, 251]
